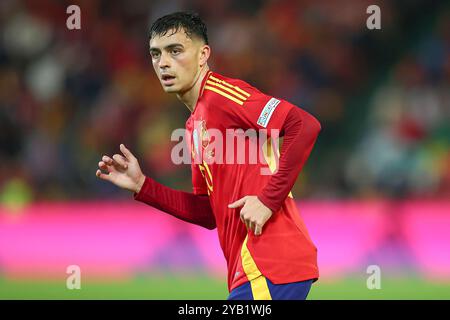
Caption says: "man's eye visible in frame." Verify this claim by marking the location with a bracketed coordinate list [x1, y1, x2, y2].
[171, 49, 181, 55]
[151, 52, 160, 59]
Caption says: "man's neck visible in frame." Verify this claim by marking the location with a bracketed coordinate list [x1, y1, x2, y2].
[176, 65, 210, 112]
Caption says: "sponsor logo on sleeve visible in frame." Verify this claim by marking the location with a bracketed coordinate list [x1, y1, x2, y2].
[257, 98, 281, 128]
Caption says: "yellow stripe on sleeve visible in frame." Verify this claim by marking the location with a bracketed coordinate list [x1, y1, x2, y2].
[261, 139, 294, 198]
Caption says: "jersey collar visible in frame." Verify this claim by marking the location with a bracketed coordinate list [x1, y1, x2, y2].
[192, 70, 212, 114]
[199, 70, 212, 99]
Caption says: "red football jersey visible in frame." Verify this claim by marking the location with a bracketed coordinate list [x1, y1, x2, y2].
[185, 71, 319, 292]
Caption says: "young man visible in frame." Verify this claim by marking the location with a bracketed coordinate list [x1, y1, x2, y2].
[96, 12, 321, 300]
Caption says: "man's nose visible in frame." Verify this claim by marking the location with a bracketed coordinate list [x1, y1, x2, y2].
[159, 51, 170, 69]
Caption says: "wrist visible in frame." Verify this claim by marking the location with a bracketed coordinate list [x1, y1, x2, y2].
[135, 175, 146, 194]
[257, 193, 276, 214]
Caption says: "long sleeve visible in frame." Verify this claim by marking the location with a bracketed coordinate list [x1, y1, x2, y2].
[134, 176, 216, 230]
[257, 107, 321, 213]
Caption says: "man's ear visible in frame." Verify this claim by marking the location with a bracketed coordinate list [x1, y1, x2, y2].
[199, 45, 211, 67]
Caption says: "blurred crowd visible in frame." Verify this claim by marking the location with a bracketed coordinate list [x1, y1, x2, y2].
[0, 0, 448, 203]
[345, 29, 450, 199]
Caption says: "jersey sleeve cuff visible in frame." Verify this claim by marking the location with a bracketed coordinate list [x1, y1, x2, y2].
[257, 192, 280, 214]
[133, 176, 151, 201]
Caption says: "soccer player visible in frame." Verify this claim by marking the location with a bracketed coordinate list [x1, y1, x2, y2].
[96, 11, 321, 300]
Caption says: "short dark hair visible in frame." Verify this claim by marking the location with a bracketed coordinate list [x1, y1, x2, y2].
[149, 11, 209, 45]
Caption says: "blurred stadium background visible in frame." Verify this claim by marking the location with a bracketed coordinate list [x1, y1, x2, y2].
[0, 0, 449, 299]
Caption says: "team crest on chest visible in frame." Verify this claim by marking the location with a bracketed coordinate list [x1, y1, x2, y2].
[192, 119, 214, 160]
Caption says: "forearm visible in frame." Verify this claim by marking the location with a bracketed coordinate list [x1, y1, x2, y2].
[134, 176, 216, 230]
[258, 107, 321, 213]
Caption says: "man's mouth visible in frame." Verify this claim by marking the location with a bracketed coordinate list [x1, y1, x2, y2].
[161, 74, 176, 85]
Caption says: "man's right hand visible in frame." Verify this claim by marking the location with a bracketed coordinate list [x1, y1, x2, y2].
[96, 144, 146, 194]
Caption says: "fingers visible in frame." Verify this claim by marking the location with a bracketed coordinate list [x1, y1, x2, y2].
[242, 215, 250, 231]
[98, 161, 108, 170]
[102, 155, 113, 166]
[112, 154, 128, 169]
[96, 169, 111, 181]
[96, 145, 132, 182]
[240, 213, 263, 236]
[239, 209, 252, 232]
[254, 224, 263, 236]
[228, 196, 247, 209]
[248, 220, 255, 232]
[248, 218, 259, 235]
[247, 219, 263, 236]
[100, 154, 127, 170]
[120, 144, 135, 161]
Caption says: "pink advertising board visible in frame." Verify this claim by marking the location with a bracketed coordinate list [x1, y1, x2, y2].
[0, 200, 449, 281]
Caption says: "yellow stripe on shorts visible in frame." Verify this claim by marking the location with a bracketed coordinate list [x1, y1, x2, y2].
[240, 235, 272, 300]
[250, 275, 272, 300]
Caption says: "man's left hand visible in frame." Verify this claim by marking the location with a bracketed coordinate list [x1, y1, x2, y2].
[228, 196, 273, 236]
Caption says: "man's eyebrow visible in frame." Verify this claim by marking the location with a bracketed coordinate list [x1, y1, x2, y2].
[149, 43, 185, 52]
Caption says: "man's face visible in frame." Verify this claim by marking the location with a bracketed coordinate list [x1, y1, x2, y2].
[150, 29, 205, 94]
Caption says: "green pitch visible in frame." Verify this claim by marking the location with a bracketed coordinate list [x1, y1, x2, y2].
[1, 275, 449, 300]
